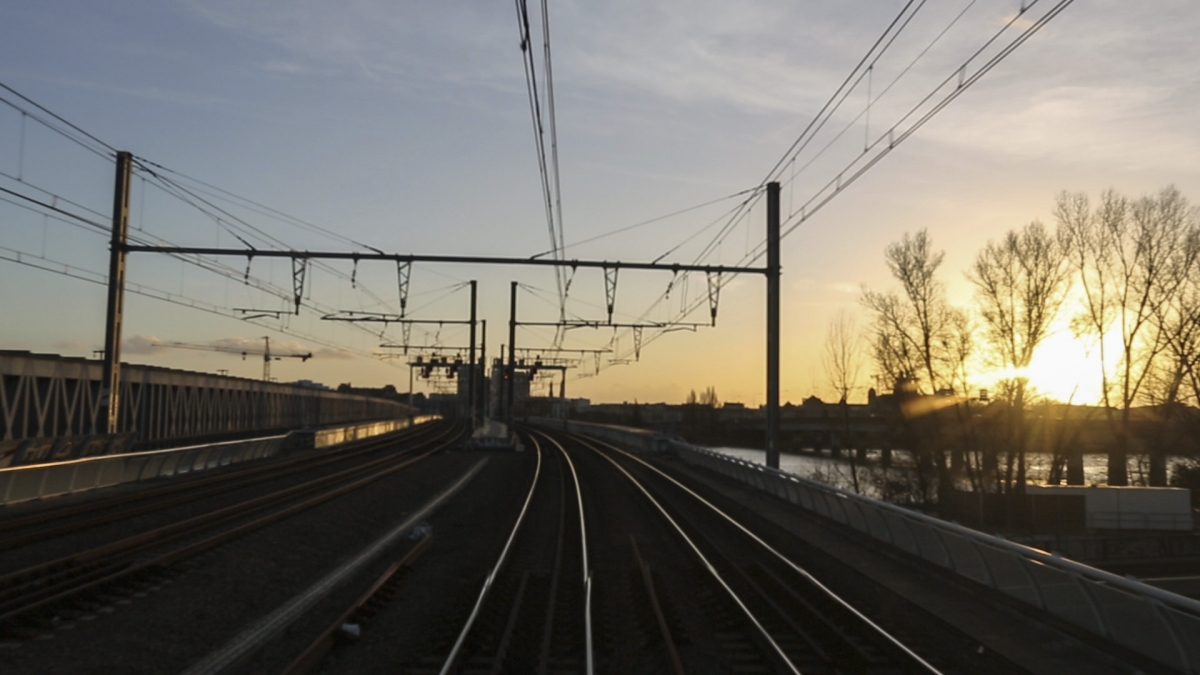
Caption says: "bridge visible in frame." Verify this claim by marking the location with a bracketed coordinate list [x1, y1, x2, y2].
[1, 414, 1197, 674]
[0, 351, 413, 466]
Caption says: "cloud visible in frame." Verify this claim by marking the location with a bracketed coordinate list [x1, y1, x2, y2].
[52, 340, 93, 354]
[19, 73, 245, 110]
[263, 59, 308, 75]
[208, 336, 354, 361]
[124, 334, 165, 355]
[181, 0, 517, 91]
[314, 347, 356, 361]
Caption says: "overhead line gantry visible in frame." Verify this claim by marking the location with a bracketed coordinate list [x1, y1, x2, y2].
[102, 151, 784, 467]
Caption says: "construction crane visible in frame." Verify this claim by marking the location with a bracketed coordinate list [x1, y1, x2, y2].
[155, 336, 312, 381]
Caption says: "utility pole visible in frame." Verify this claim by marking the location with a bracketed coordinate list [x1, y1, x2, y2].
[507, 281, 518, 429]
[479, 319, 487, 420]
[468, 280, 477, 429]
[263, 336, 272, 381]
[100, 151, 132, 435]
[766, 181, 781, 469]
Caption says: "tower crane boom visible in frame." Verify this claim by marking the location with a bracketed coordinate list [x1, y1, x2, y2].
[155, 336, 312, 381]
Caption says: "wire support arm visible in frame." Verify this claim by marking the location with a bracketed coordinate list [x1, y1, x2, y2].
[515, 320, 709, 330]
[322, 312, 475, 325]
[120, 245, 766, 275]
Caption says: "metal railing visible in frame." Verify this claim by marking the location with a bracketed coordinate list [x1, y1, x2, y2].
[0, 415, 440, 507]
[554, 420, 1200, 674]
[0, 435, 286, 507]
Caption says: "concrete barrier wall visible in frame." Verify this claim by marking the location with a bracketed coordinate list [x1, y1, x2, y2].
[0, 416, 436, 507]
[556, 420, 1200, 675]
[308, 416, 439, 449]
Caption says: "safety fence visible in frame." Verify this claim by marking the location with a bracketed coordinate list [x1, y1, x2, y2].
[556, 420, 1200, 674]
[0, 416, 437, 507]
[0, 435, 284, 506]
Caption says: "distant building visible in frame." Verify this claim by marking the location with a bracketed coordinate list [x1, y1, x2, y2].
[336, 383, 405, 403]
[487, 359, 530, 418]
[290, 379, 331, 390]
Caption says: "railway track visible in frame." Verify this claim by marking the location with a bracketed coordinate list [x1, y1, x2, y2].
[0, 420, 1030, 673]
[382, 426, 953, 674]
[0, 420, 449, 553]
[556, 429, 962, 675]
[0, 422, 463, 640]
[392, 430, 591, 675]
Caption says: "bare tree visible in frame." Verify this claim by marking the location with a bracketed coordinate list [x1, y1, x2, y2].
[862, 230, 961, 503]
[822, 308, 865, 492]
[966, 220, 1072, 493]
[1143, 210, 1200, 483]
[863, 230, 956, 394]
[1058, 187, 1199, 485]
[822, 308, 863, 404]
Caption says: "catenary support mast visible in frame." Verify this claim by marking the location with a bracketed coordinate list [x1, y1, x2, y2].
[468, 280, 477, 429]
[100, 151, 132, 435]
[766, 181, 781, 469]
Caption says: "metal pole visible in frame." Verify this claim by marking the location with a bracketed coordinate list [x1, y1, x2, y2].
[100, 151, 133, 435]
[766, 181, 781, 469]
[480, 320, 488, 420]
[468, 280, 477, 429]
[507, 281, 517, 428]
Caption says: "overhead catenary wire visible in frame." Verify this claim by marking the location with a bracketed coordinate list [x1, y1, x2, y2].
[530, 186, 758, 260]
[684, 0, 926, 270]
[0, 244, 390, 365]
[0, 83, 117, 159]
[0, 172, 396, 355]
[133, 161, 403, 317]
[0, 83, 462, 371]
[779, 0, 981, 204]
[590, 0, 1078, 373]
[541, 0, 567, 292]
[515, 0, 567, 317]
[133, 157, 380, 252]
[2, 1, 1078, 381]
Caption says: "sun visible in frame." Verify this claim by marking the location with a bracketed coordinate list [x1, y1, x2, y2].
[1019, 329, 1106, 404]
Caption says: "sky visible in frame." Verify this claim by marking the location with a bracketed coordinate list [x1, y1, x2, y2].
[1, 0, 1198, 406]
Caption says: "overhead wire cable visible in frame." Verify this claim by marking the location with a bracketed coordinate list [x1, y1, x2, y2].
[529, 186, 757, 259]
[779, 0, 980, 205]
[681, 0, 925, 269]
[514, 0, 566, 317]
[778, 0, 1070, 241]
[0, 184, 108, 231]
[134, 162, 402, 315]
[541, 0, 568, 307]
[134, 157, 378, 251]
[0, 245, 391, 364]
[0, 88, 400, 362]
[602, 0, 1073, 369]
[0, 83, 116, 158]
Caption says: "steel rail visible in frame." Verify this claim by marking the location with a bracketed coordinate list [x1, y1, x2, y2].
[0, 422, 445, 549]
[437, 433, 543, 675]
[629, 534, 686, 675]
[529, 429, 594, 675]
[1, 432, 457, 625]
[570, 434, 801, 675]
[579, 434, 943, 674]
[0, 426, 462, 625]
[279, 534, 434, 675]
[0, 425, 449, 593]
